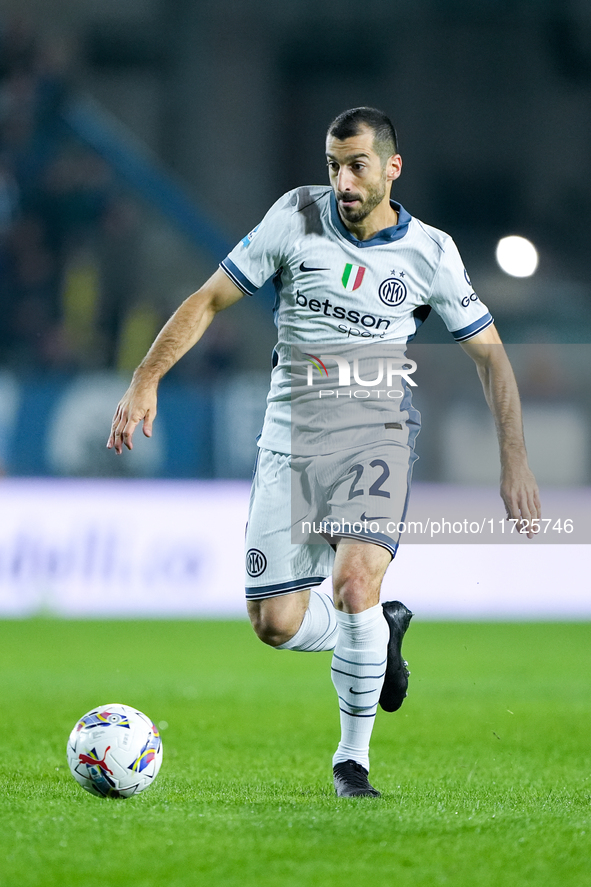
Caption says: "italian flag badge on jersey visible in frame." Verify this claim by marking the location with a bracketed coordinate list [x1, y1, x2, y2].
[342, 263, 366, 291]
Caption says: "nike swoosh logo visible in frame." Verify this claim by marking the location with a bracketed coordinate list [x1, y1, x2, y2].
[360, 512, 388, 522]
[349, 687, 376, 695]
[299, 262, 329, 272]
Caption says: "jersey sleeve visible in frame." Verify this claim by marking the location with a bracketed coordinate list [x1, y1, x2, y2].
[427, 238, 494, 342]
[219, 191, 295, 296]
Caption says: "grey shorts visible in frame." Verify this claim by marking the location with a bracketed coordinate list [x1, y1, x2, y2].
[244, 440, 418, 600]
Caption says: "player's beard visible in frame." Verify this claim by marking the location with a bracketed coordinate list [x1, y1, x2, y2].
[337, 178, 387, 224]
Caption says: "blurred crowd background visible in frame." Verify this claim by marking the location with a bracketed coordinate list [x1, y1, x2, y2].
[0, 0, 590, 482]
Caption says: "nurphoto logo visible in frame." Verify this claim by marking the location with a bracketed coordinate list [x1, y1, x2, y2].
[302, 352, 417, 400]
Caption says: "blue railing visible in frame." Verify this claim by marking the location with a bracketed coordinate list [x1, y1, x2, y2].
[61, 95, 232, 260]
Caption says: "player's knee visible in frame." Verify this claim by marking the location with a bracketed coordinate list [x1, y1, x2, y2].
[333, 573, 376, 613]
[247, 601, 295, 647]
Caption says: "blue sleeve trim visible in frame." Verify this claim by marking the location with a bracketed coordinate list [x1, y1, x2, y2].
[452, 312, 494, 342]
[220, 258, 259, 296]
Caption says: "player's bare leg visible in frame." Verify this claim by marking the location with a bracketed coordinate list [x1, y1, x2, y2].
[331, 540, 391, 613]
[247, 587, 338, 652]
[331, 541, 393, 797]
[247, 541, 411, 797]
[332, 539, 413, 707]
[247, 590, 310, 647]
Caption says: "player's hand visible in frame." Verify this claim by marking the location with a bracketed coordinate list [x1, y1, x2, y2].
[500, 460, 541, 539]
[107, 379, 158, 455]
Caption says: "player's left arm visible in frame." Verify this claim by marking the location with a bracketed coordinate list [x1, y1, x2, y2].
[460, 323, 541, 537]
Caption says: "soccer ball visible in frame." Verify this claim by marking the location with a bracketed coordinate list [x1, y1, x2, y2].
[66, 703, 163, 798]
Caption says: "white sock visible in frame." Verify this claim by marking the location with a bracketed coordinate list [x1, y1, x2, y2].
[276, 590, 338, 652]
[331, 604, 389, 773]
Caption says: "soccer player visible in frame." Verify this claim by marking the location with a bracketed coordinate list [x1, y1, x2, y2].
[108, 107, 540, 798]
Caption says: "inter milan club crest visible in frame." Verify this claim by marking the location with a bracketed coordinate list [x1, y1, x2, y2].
[378, 276, 407, 307]
[342, 263, 366, 291]
[246, 548, 267, 577]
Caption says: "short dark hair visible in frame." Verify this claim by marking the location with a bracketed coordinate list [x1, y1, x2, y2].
[327, 107, 398, 164]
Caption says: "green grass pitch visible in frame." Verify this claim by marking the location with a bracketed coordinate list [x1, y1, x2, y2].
[1, 618, 590, 887]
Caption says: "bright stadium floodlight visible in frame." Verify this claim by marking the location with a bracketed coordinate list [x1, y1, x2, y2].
[495, 235, 539, 277]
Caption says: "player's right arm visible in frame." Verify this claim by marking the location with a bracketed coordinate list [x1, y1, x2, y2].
[107, 268, 243, 454]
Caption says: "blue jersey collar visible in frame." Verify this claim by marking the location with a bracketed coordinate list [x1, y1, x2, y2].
[330, 193, 412, 246]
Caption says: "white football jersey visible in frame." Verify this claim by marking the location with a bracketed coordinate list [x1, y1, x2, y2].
[220, 186, 493, 454]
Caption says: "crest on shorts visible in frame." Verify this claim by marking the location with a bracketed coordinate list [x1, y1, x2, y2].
[246, 548, 267, 577]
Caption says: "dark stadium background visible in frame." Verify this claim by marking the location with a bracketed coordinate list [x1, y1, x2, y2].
[0, 1, 589, 617]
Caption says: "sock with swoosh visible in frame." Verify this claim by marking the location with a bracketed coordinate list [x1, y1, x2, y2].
[331, 603, 389, 773]
[275, 589, 338, 652]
